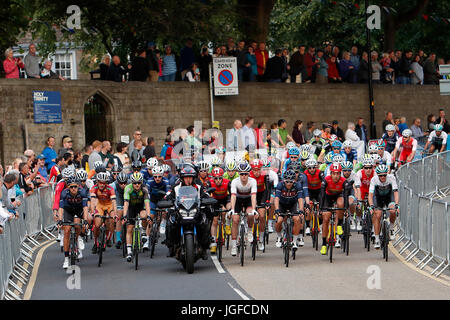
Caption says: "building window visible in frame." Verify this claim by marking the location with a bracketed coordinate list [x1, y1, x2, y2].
[54, 53, 72, 79]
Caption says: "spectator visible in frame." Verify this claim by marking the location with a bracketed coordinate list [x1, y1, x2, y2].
[40, 60, 65, 80]
[281, 48, 290, 82]
[130, 48, 151, 81]
[99, 54, 110, 80]
[304, 121, 316, 142]
[24, 43, 41, 79]
[88, 140, 102, 171]
[382, 112, 395, 134]
[160, 135, 175, 162]
[255, 42, 269, 81]
[154, 49, 163, 80]
[100, 140, 114, 168]
[380, 51, 394, 84]
[240, 116, 257, 151]
[350, 46, 360, 71]
[143, 137, 157, 160]
[145, 41, 158, 70]
[392, 50, 402, 80]
[36, 154, 48, 181]
[81, 144, 92, 171]
[436, 109, 450, 133]
[292, 120, 305, 146]
[106, 55, 126, 82]
[324, 44, 333, 59]
[24, 149, 36, 168]
[396, 50, 413, 84]
[326, 56, 341, 83]
[332, 46, 341, 61]
[160, 45, 177, 81]
[128, 130, 143, 157]
[184, 63, 200, 82]
[371, 51, 382, 84]
[410, 54, 424, 85]
[339, 51, 356, 83]
[267, 123, 281, 154]
[289, 45, 307, 83]
[398, 117, 408, 134]
[410, 118, 427, 145]
[304, 46, 318, 83]
[41, 136, 58, 172]
[2, 172, 20, 217]
[114, 142, 130, 171]
[237, 40, 251, 81]
[331, 120, 345, 142]
[278, 119, 294, 146]
[418, 50, 425, 65]
[254, 122, 267, 149]
[198, 47, 212, 82]
[180, 39, 195, 80]
[167, 126, 175, 137]
[394, 118, 401, 136]
[247, 46, 257, 81]
[355, 117, 368, 144]
[3, 48, 24, 79]
[423, 53, 439, 85]
[18, 162, 34, 196]
[357, 52, 369, 83]
[427, 114, 436, 133]
[227, 119, 243, 151]
[316, 49, 328, 84]
[226, 38, 238, 57]
[131, 140, 144, 162]
[263, 49, 284, 82]
[58, 136, 73, 158]
[345, 122, 365, 160]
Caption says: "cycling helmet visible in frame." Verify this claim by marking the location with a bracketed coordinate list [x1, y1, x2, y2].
[305, 158, 317, 168]
[371, 154, 381, 164]
[237, 161, 251, 173]
[95, 164, 106, 174]
[368, 144, 378, 154]
[226, 160, 237, 171]
[96, 172, 109, 183]
[132, 160, 142, 170]
[262, 158, 271, 168]
[385, 124, 395, 132]
[250, 159, 263, 169]
[402, 129, 412, 138]
[324, 152, 333, 164]
[376, 164, 389, 175]
[210, 156, 222, 167]
[111, 164, 122, 173]
[180, 165, 197, 178]
[146, 158, 158, 168]
[288, 161, 302, 173]
[331, 141, 342, 149]
[117, 171, 128, 183]
[162, 164, 171, 173]
[362, 157, 374, 167]
[377, 139, 386, 149]
[329, 163, 342, 173]
[435, 124, 443, 132]
[130, 172, 144, 184]
[196, 160, 210, 171]
[330, 134, 338, 142]
[211, 167, 224, 177]
[286, 142, 296, 150]
[152, 166, 164, 175]
[94, 161, 103, 169]
[300, 150, 310, 160]
[313, 129, 322, 137]
[62, 167, 75, 179]
[341, 161, 353, 171]
[283, 169, 297, 181]
[288, 147, 300, 156]
[75, 169, 87, 181]
[332, 154, 344, 164]
[66, 176, 80, 186]
[342, 140, 352, 148]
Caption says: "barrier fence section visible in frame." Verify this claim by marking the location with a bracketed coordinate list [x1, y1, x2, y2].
[394, 151, 450, 278]
[0, 185, 55, 300]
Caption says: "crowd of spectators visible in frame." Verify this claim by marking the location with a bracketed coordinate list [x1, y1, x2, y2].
[3, 39, 448, 84]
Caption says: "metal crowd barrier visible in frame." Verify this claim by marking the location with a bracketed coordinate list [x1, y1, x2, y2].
[394, 151, 450, 278]
[0, 185, 55, 300]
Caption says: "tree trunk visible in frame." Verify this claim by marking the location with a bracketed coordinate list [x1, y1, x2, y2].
[238, 0, 276, 43]
[383, 14, 397, 51]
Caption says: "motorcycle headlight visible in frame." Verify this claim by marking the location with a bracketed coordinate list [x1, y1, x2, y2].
[180, 208, 197, 217]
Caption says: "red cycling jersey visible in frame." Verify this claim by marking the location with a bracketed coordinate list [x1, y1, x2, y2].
[52, 180, 66, 211]
[324, 176, 347, 196]
[360, 169, 374, 199]
[209, 178, 230, 200]
[304, 169, 323, 190]
[90, 184, 116, 204]
[48, 165, 61, 184]
[249, 171, 266, 193]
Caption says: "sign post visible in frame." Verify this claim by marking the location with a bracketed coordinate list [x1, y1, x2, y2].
[439, 65, 450, 95]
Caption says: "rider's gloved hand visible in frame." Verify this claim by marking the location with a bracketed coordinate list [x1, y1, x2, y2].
[227, 210, 234, 219]
[57, 220, 63, 226]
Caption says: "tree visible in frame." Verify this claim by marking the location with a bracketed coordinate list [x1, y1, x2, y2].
[237, 0, 276, 42]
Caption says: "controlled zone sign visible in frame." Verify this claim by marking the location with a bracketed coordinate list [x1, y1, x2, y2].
[213, 57, 238, 96]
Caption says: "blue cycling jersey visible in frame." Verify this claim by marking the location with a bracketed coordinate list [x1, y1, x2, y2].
[296, 173, 309, 198]
[343, 149, 358, 163]
[146, 177, 170, 203]
[59, 188, 88, 212]
[275, 181, 302, 205]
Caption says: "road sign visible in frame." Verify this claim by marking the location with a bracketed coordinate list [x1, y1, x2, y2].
[439, 65, 450, 95]
[213, 57, 238, 96]
[33, 91, 62, 124]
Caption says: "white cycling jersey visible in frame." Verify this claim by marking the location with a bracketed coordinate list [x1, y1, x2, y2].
[231, 177, 257, 198]
[369, 174, 398, 195]
[379, 150, 392, 166]
[428, 130, 448, 145]
[267, 170, 279, 188]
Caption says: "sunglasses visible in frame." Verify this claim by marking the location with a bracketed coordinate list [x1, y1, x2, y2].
[199, 170, 208, 173]
[290, 156, 298, 159]
[239, 173, 249, 176]
[213, 176, 223, 179]
[154, 175, 162, 179]
[364, 167, 373, 170]
[69, 185, 78, 189]
[285, 180, 294, 184]
[343, 170, 352, 172]
[133, 182, 142, 185]
[119, 182, 127, 185]
[378, 174, 387, 177]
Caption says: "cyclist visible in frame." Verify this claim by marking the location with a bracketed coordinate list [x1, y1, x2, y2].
[123, 172, 151, 262]
[342, 140, 358, 168]
[228, 161, 258, 256]
[274, 169, 305, 249]
[368, 164, 399, 249]
[382, 124, 399, 154]
[249, 159, 271, 251]
[391, 129, 417, 166]
[310, 129, 327, 159]
[209, 167, 231, 254]
[110, 171, 128, 249]
[145, 165, 170, 245]
[304, 158, 324, 235]
[58, 176, 89, 269]
[224, 160, 239, 181]
[424, 124, 447, 155]
[53, 168, 75, 245]
[376, 139, 392, 169]
[76, 169, 92, 239]
[341, 161, 361, 231]
[281, 147, 300, 175]
[319, 163, 351, 254]
[90, 172, 117, 254]
[195, 160, 212, 188]
[88, 161, 105, 180]
[131, 160, 143, 175]
[355, 157, 375, 202]
[142, 158, 158, 183]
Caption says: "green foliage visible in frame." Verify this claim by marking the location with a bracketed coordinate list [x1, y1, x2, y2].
[0, 0, 31, 60]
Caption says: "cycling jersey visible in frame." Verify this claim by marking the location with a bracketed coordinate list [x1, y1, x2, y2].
[124, 184, 150, 209]
[195, 176, 212, 189]
[428, 131, 448, 147]
[343, 149, 358, 163]
[141, 169, 153, 183]
[275, 181, 302, 206]
[90, 184, 116, 204]
[146, 177, 170, 203]
[382, 132, 399, 154]
[209, 178, 230, 200]
[304, 169, 324, 191]
[52, 180, 66, 211]
[355, 169, 374, 199]
[231, 177, 257, 198]
[369, 174, 398, 207]
[169, 174, 180, 188]
[48, 165, 61, 184]
[60, 188, 89, 222]
[320, 176, 351, 209]
[395, 137, 417, 162]
[296, 173, 310, 199]
[310, 137, 326, 157]
[110, 181, 125, 208]
[224, 171, 239, 181]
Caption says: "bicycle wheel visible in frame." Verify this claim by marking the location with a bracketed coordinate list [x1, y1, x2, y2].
[226, 234, 230, 251]
[251, 225, 257, 261]
[70, 230, 77, 267]
[218, 221, 223, 263]
[122, 224, 127, 258]
[285, 221, 291, 267]
[329, 227, 334, 263]
[150, 223, 158, 259]
[239, 224, 245, 267]
[366, 212, 371, 252]
[98, 227, 105, 267]
[345, 217, 350, 256]
[134, 227, 140, 270]
[385, 222, 389, 262]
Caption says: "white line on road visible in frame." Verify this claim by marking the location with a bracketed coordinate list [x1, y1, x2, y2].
[227, 282, 250, 300]
[211, 256, 226, 274]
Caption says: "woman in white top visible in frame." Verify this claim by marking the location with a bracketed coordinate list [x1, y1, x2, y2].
[410, 54, 424, 85]
[345, 122, 365, 161]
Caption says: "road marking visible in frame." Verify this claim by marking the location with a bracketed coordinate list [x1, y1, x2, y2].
[227, 282, 250, 300]
[23, 240, 54, 300]
[389, 244, 450, 288]
[211, 256, 226, 273]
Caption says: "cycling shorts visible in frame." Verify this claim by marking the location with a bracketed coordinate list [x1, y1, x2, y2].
[322, 194, 342, 209]
[279, 202, 298, 215]
[308, 189, 321, 202]
[399, 151, 412, 163]
[373, 193, 395, 209]
[95, 202, 113, 216]
[63, 209, 83, 223]
[127, 208, 147, 226]
[214, 197, 230, 211]
[431, 142, 443, 150]
[234, 197, 252, 214]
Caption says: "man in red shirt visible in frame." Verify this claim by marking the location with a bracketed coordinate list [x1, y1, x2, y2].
[255, 42, 269, 81]
[304, 46, 318, 83]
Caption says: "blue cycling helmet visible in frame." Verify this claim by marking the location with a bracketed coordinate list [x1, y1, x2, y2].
[332, 141, 342, 149]
[288, 147, 300, 156]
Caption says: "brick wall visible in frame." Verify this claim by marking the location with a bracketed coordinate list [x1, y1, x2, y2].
[0, 79, 448, 166]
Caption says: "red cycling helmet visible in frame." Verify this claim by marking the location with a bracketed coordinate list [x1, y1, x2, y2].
[211, 167, 224, 177]
[250, 159, 263, 169]
[330, 163, 342, 173]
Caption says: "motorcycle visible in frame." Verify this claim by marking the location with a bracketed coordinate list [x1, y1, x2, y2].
[157, 186, 217, 274]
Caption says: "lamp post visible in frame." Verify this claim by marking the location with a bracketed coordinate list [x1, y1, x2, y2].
[365, 0, 377, 139]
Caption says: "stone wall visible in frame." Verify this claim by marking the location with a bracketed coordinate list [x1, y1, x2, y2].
[0, 79, 448, 166]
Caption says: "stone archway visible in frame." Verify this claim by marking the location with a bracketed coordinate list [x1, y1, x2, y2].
[84, 92, 114, 145]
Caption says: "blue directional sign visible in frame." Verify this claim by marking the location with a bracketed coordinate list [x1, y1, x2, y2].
[33, 91, 62, 124]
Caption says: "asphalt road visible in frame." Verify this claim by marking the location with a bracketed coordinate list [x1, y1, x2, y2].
[29, 229, 450, 300]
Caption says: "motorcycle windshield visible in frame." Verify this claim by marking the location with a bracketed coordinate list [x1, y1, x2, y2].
[176, 186, 199, 211]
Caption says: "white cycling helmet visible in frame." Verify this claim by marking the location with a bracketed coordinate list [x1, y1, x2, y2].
[62, 167, 75, 179]
[96, 172, 109, 183]
[210, 156, 222, 167]
[343, 140, 352, 148]
[286, 142, 296, 150]
[371, 154, 381, 164]
[161, 164, 171, 173]
[152, 166, 164, 175]
[402, 129, 412, 138]
[305, 158, 317, 168]
[196, 160, 210, 171]
[94, 161, 103, 169]
[368, 144, 378, 154]
[147, 158, 159, 168]
[362, 157, 374, 167]
[385, 124, 395, 132]
[332, 154, 344, 164]
[76, 169, 88, 181]
[313, 129, 322, 137]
